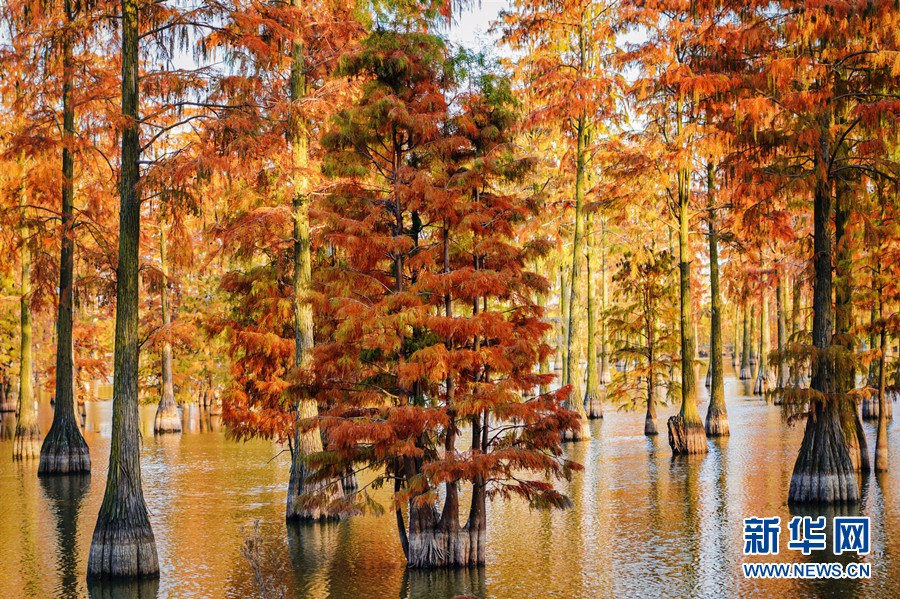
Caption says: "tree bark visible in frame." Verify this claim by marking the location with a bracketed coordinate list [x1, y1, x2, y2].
[788, 134, 857, 505]
[875, 291, 888, 472]
[754, 279, 773, 395]
[834, 183, 869, 472]
[153, 222, 181, 434]
[563, 116, 589, 440]
[740, 302, 752, 379]
[773, 268, 788, 405]
[285, 18, 337, 521]
[87, 0, 159, 578]
[704, 163, 727, 436]
[40, 0, 91, 472]
[667, 155, 706, 455]
[14, 173, 40, 461]
[584, 215, 602, 419]
[599, 222, 610, 385]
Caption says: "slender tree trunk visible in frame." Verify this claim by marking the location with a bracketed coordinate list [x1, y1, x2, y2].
[559, 265, 568, 382]
[285, 22, 336, 521]
[754, 279, 773, 395]
[40, 0, 91, 472]
[537, 290, 550, 395]
[789, 273, 806, 388]
[705, 163, 727, 436]
[788, 133, 857, 505]
[749, 304, 757, 368]
[14, 174, 40, 460]
[645, 317, 658, 436]
[87, 0, 160, 577]
[584, 215, 602, 419]
[154, 222, 181, 434]
[599, 222, 610, 385]
[732, 304, 740, 371]
[773, 268, 788, 405]
[875, 290, 888, 471]
[667, 150, 706, 455]
[740, 302, 752, 379]
[563, 117, 589, 440]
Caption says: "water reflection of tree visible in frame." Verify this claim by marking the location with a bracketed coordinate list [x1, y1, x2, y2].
[40, 474, 90, 599]
[287, 521, 340, 597]
[87, 578, 160, 599]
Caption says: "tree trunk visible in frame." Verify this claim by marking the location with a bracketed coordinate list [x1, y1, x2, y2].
[732, 304, 740, 371]
[599, 222, 610, 385]
[559, 265, 568, 381]
[749, 304, 758, 368]
[667, 157, 706, 455]
[563, 117, 589, 440]
[40, 0, 91, 472]
[834, 184, 869, 472]
[14, 176, 40, 461]
[584, 215, 602, 419]
[875, 292, 888, 472]
[754, 281, 773, 396]
[788, 138, 857, 505]
[740, 302, 752, 379]
[285, 22, 337, 521]
[154, 222, 181, 434]
[773, 268, 788, 405]
[87, 0, 159, 578]
[645, 320, 658, 436]
[704, 164, 728, 437]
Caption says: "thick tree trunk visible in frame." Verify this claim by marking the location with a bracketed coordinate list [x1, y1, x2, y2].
[40, 0, 90, 474]
[704, 164, 728, 437]
[740, 302, 752, 379]
[14, 166, 40, 460]
[154, 223, 181, 434]
[668, 160, 706, 455]
[753, 282, 773, 396]
[584, 215, 602, 419]
[285, 24, 337, 521]
[87, 0, 159, 578]
[833, 185, 869, 472]
[788, 141, 857, 505]
[563, 118, 589, 440]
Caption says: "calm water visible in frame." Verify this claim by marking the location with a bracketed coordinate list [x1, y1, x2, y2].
[1, 367, 898, 599]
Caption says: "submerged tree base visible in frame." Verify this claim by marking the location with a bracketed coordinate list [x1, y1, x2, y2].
[705, 408, 729, 437]
[862, 394, 892, 420]
[153, 398, 181, 434]
[39, 420, 90, 474]
[739, 366, 752, 380]
[667, 415, 707, 454]
[584, 389, 603, 419]
[407, 526, 486, 569]
[87, 516, 160, 580]
[753, 372, 773, 396]
[788, 405, 859, 504]
[13, 423, 41, 460]
[561, 418, 591, 442]
[644, 416, 658, 436]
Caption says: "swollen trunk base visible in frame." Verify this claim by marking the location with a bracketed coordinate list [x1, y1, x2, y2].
[667, 415, 708, 454]
[153, 399, 181, 434]
[13, 424, 41, 460]
[705, 408, 730, 437]
[39, 419, 90, 474]
[87, 518, 159, 579]
[644, 416, 658, 436]
[584, 390, 603, 419]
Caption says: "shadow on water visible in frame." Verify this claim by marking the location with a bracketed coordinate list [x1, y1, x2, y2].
[287, 520, 341, 597]
[40, 474, 91, 599]
[87, 579, 160, 599]
[400, 566, 486, 599]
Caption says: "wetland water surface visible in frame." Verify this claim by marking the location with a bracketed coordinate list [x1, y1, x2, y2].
[1, 368, 898, 599]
